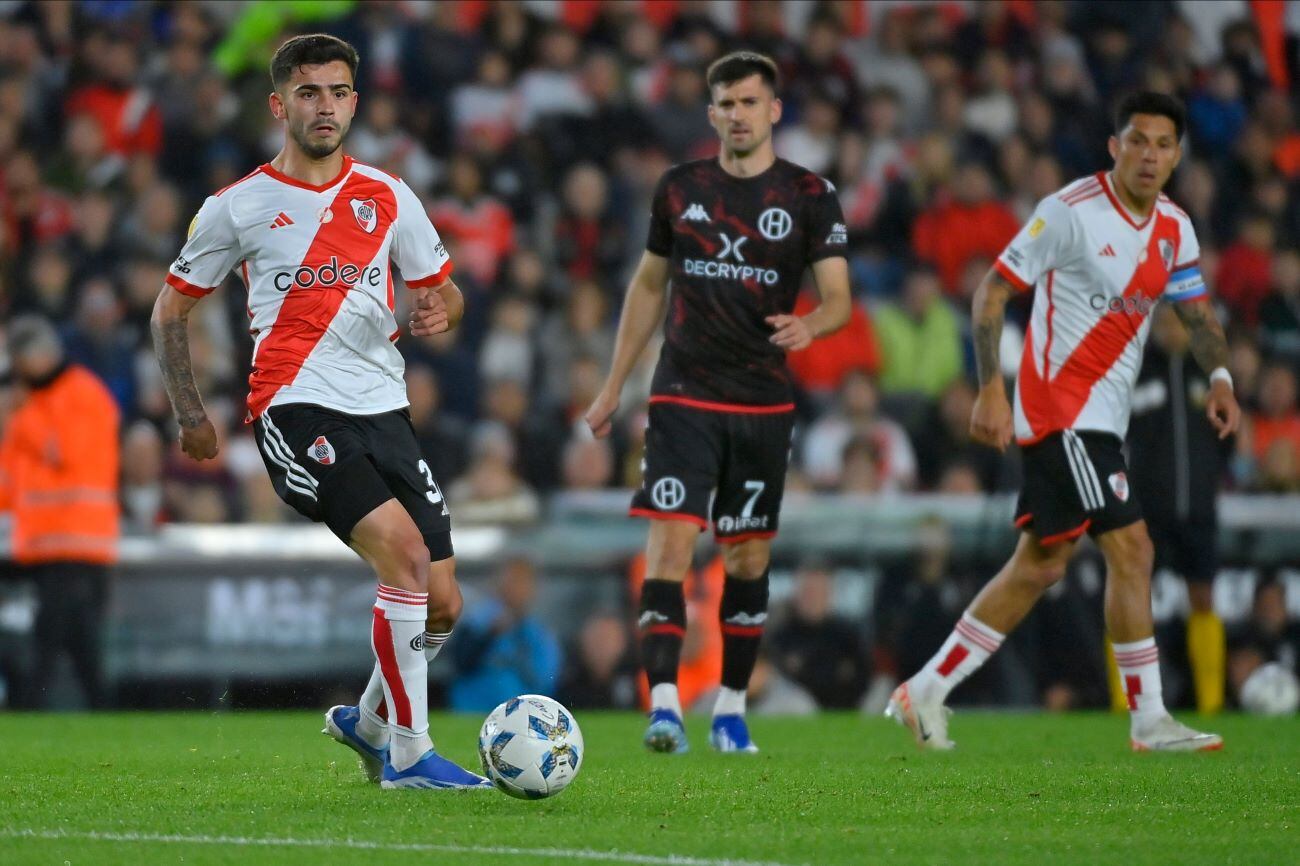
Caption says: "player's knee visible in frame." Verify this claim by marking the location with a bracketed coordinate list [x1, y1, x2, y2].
[1020, 557, 1068, 590]
[722, 543, 769, 579]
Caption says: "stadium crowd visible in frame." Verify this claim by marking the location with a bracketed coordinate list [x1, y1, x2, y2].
[1, 0, 1299, 711]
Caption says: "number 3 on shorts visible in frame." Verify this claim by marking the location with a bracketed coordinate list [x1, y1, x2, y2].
[418, 459, 450, 515]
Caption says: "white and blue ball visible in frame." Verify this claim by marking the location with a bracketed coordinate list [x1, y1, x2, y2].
[478, 694, 584, 799]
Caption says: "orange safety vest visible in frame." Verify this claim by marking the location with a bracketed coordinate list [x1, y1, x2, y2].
[0, 365, 120, 565]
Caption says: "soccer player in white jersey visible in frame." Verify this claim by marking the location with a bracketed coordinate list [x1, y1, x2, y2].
[152, 34, 489, 789]
[886, 92, 1241, 752]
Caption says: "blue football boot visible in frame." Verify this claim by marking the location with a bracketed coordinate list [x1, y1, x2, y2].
[380, 749, 494, 790]
[643, 708, 690, 754]
[709, 714, 759, 753]
[322, 705, 387, 783]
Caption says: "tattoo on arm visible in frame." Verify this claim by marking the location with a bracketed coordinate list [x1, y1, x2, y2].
[151, 318, 207, 428]
[973, 274, 1015, 386]
[1173, 300, 1230, 374]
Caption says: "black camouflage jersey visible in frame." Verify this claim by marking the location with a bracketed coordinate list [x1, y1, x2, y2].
[646, 157, 848, 406]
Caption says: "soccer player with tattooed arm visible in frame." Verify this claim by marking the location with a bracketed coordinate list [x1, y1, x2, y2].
[152, 34, 489, 789]
[887, 92, 1240, 753]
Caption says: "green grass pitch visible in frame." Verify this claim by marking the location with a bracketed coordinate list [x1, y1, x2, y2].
[1, 711, 1295, 865]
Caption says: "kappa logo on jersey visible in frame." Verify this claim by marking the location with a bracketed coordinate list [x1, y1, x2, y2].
[717, 232, 748, 263]
[650, 476, 686, 510]
[826, 222, 848, 245]
[308, 435, 336, 465]
[758, 207, 792, 241]
[1108, 471, 1130, 502]
[680, 202, 710, 222]
[350, 198, 378, 233]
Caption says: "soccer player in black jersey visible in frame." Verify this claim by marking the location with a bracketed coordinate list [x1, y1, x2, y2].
[585, 52, 851, 754]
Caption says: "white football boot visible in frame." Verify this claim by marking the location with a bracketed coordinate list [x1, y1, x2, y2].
[885, 681, 955, 751]
[1130, 714, 1223, 752]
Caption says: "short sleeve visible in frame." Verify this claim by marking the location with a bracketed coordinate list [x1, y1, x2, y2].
[391, 178, 453, 288]
[644, 172, 673, 257]
[1164, 217, 1206, 302]
[166, 195, 241, 297]
[805, 177, 848, 263]
[994, 195, 1076, 292]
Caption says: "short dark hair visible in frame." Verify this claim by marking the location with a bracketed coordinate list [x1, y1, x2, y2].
[270, 34, 359, 90]
[1114, 91, 1186, 140]
[706, 50, 780, 94]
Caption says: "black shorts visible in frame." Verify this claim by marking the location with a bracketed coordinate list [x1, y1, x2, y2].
[253, 403, 453, 560]
[1147, 516, 1218, 584]
[630, 399, 795, 543]
[1014, 429, 1142, 545]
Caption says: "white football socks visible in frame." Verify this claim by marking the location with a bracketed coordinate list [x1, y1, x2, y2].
[1113, 636, 1168, 728]
[650, 683, 683, 718]
[356, 627, 454, 749]
[911, 613, 1005, 703]
[372, 585, 433, 772]
[713, 686, 746, 717]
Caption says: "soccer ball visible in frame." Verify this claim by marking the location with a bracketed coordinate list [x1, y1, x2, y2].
[478, 694, 584, 799]
[1239, 662, 1300, 716]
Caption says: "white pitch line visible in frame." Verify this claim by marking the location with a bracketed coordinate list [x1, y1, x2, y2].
[0, 828, 806, 866]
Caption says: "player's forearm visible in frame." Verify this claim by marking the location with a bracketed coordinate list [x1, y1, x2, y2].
[435, 280, 464, 330]
[1173, 298, 1230, 374]
[603, 280, 667, 393]
[972, 271, 1015, 390]
[799, 291, 851, 340]
[151, 289, 208, 429]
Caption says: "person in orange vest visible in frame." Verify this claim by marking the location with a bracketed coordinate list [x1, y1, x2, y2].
[0, 315, 120, 708]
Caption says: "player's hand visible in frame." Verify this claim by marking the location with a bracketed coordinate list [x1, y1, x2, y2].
[179, 417, 219, 461]
[1206, 380, 1241, 440]
[584, 388, 619, 439]
[766, 314, 814, 351]
[970, 384, 1014, 452]
[409, 288, 449, 336]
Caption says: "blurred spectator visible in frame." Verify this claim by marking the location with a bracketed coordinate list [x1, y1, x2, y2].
[912, 160, 1020, 296]
[553, 162, 627, 286]
[1259, 249, 1300, 366]
[428, 154, 515, 287]
[912, 380, 1009, 492]
[561, 435, 614, 491]
[557, 612, 638, 710]
[63, 34, 162, 160]
[786, 290, 880, 401]
[774, 89, 841, 176]
[801, 371, 916, 492]
[1244, 363, 1300, 490]
[1216, 211, 1276, 327]
[60, 278, 137, 413]
[516, 26, 591, 131]
[1189, 64, 1248, 154]
[478, 294, 537, 386]
[648, 48, 714, 161]
[447, 420, 541, 525]
[2, 150, 74, 253]
[348, 91, 439, 195]
[405, 363, 468, 488]
[119, 420, 164, 531]
[539, 280, 614, 405]
[768, 562, 870, 708]
[451, 50, 518, 152]
[873, 267, 963, 399]
[450, 558, 562, 712]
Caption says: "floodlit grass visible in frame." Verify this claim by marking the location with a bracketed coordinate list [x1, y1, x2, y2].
[1, 711, 1294, 865]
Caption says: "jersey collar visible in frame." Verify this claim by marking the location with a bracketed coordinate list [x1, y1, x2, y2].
[1098, 171, 1154, 231]
[259, 155, 354, 192]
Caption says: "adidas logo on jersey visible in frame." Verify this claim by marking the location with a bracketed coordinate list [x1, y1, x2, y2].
[269, 212, 294, 229]
[680, 203, 709, 222]
[1098, 244, 1117, 257]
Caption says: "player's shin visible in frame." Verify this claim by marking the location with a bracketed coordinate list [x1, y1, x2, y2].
[372, 586, 433, 772]
[715, 572, 769, 717]
[910, 612, 1005, 703]
[639, 579, 686, 717]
